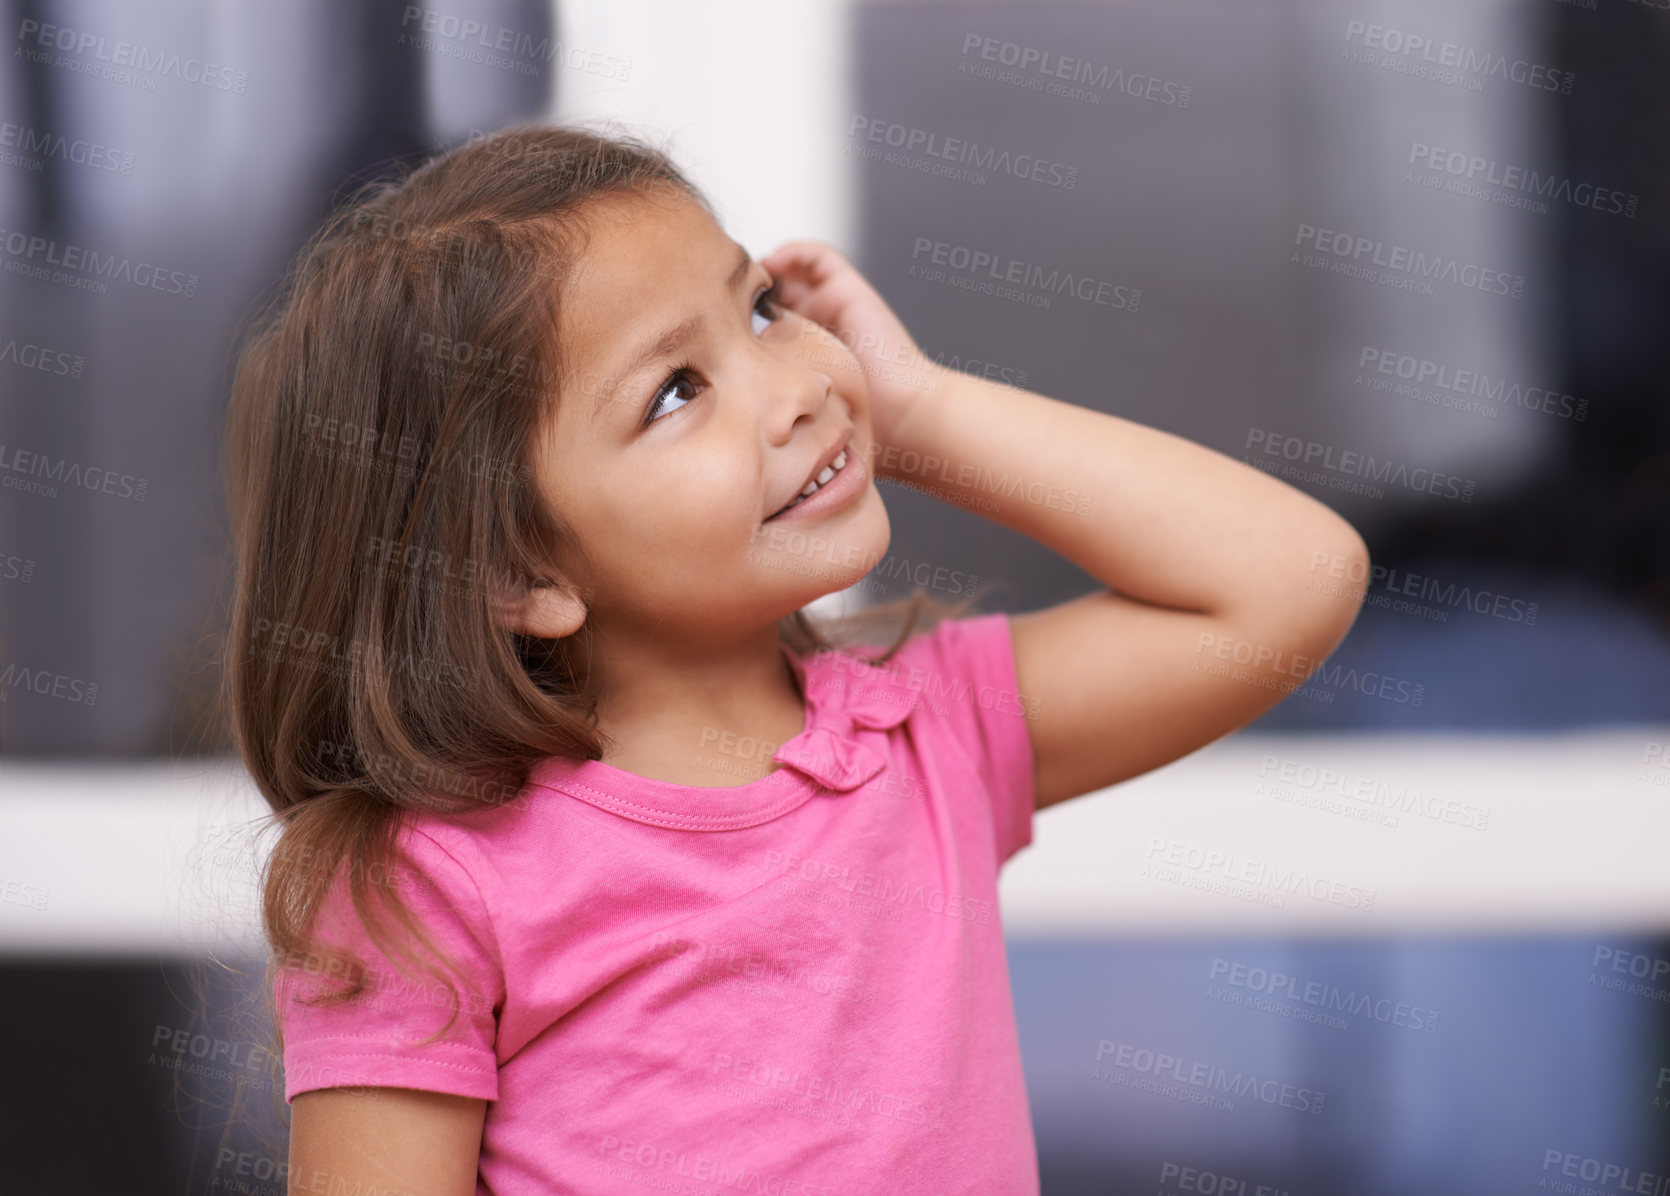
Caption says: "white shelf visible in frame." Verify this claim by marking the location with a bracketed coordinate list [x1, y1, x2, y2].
[2, 729, 1667, 957]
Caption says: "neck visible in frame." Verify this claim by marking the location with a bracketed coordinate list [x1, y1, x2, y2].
[581, 621, 807, 780]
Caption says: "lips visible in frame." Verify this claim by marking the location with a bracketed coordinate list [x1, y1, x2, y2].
[767, 432, 853, 521]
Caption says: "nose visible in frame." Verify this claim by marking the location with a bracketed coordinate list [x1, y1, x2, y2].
[763, 351, 834, 443]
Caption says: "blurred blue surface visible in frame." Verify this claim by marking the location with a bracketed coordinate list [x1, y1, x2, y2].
[1011, 936, 1670, 1194]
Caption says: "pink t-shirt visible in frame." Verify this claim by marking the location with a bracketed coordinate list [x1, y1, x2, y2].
[275, 611, 1040, 1195]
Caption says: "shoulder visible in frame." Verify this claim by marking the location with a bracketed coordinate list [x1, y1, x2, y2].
[290, 806, 507, 964]
[810, 611, 1026, 712]
[896, 610, 1016, 677]
[384, 806, 515, 932]
[392, 771, 551, 882]
[278, 809, 508, 1011]
[814, 612, 1037, 862]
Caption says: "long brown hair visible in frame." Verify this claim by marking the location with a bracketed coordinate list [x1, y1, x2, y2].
[221, 120, 983, 1113]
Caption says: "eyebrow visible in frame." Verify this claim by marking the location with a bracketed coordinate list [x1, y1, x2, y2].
[590, 243, 756, 423]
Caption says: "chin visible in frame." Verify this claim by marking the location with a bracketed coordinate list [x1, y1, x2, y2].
[748, 508, 889, 605]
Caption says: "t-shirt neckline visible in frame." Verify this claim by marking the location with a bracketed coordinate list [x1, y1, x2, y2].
[527, 640, 845, 832]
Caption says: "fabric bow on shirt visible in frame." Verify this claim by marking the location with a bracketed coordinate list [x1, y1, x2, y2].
[770, 657, 919, 793]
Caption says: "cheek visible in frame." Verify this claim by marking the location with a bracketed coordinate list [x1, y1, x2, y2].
[613, 457, 758, 550]
[688, 458, 762, 536]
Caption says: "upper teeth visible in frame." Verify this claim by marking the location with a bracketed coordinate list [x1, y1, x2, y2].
[781, 449, 847, 513]
[803, 449, 846, 495]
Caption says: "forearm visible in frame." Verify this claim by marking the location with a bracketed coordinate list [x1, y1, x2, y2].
[869, 368, 1368, 621]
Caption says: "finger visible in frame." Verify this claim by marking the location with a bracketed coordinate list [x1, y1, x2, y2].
[760, 242, 809, 270]
[762, 240, 841, 283]
[768, 251, 856, 315]
[760, 242, 859, 330]
[763, 255, 830, 312]
[770, 269, 822, 311]
[762, 238, 833, 264]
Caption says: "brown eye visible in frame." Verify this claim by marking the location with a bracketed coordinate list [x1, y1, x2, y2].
[750, 282, 785, 335]
[643, 366, 702, 426]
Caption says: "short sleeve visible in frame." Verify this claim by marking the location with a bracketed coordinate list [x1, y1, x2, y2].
[896, 612, 1038, 865]
[272, 823, 504, 1103]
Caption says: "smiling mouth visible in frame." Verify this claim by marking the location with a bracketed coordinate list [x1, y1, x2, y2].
[768, 447, 851, 520]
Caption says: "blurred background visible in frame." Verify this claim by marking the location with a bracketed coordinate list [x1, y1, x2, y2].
[2, 0, 1668, 1191]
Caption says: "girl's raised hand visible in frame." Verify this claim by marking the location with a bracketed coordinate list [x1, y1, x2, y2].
[760, 239, 944, 452]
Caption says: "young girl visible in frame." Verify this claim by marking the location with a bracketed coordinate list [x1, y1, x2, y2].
[223, 122, 1367, 1195]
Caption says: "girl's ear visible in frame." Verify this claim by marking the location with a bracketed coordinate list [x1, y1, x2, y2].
[490, 579, 588, 640]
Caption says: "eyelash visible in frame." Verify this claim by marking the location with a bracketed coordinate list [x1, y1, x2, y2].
[640, 280, 786, 427]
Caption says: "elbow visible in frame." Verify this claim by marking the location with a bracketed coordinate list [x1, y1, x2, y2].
[1306, 525, 1372, 652]
[1252, 524, 1372, 658]
[1217, 522, 1373, 677]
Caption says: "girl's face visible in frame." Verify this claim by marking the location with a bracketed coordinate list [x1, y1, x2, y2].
[523, 189, 890, 646]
